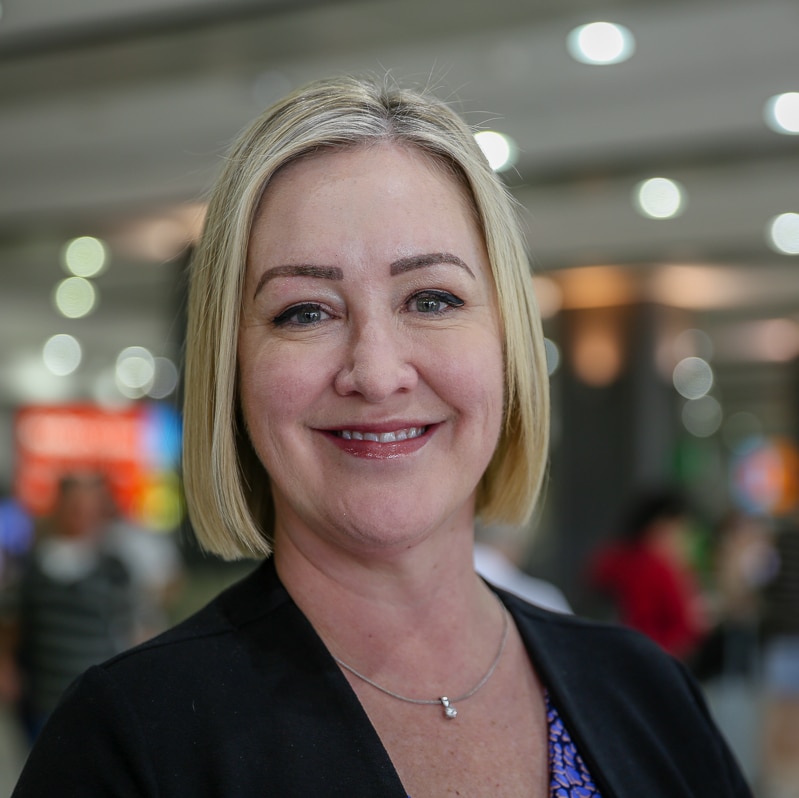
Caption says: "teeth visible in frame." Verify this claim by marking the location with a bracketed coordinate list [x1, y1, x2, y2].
[338, 426, 425, 442]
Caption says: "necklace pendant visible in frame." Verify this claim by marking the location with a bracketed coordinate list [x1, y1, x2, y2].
[440, 697, 458, 719]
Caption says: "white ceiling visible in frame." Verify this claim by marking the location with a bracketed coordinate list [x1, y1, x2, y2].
[0, 0, 797, 415]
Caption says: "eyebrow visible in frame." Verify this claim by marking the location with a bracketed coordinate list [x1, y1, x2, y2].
[252, 251, 474, 298]
[390, 252, 475, 278]
[253, 264, 343, 298]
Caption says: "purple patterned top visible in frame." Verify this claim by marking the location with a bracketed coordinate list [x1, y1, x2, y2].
[546, 690, 602, 797]
[408, 690, 601, 798]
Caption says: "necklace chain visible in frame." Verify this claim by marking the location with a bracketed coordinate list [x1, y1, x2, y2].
[332, 599, 510, 720]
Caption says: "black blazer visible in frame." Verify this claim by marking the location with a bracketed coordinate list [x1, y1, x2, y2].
[13, 558, 752, 797]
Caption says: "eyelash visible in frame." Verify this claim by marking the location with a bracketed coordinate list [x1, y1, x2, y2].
[406, 289, 464, 315]
[271, 303, 330, 327]
[271, 290, 465, 328]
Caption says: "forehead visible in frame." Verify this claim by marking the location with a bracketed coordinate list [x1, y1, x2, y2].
[247, 143, 485, 272]
[255, 142, 476, 226]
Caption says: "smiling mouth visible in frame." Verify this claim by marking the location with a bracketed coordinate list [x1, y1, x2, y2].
[334, 426, 428, 443]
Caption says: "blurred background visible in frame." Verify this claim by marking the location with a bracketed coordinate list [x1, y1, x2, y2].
[0, 0, 797, 794]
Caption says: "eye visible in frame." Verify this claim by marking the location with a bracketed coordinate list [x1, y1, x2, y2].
[272, 303, 331, 327]
[408, 290, 464, 315]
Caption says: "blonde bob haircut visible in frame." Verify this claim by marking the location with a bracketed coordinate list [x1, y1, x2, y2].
[184, 74, 550, 560]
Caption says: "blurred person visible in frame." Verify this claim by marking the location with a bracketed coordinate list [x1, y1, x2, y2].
[14, 76, 751, 796]
[100, 484, 185, 641]
[587, 488, 709, 661]
[10, 473, 135, 741]
[692, 510, 775, 681]
[693, 511, 777, 786]
[474, 521, 571, 613]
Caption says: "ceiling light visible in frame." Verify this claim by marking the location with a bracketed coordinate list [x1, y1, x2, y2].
[61, 236, 109, 277]
[116, 346, 155, 397]
[42, 334, 82, 376]
[673, 356, 713, 399]
[543, 338, 561, 376]
[634, 177, 685, 219]
[767, 212, 799, 254]
[53, 276, 97, 318]
[682, 395, 722, 438]
[474, 130, 517, 172]
[764, 92, 799, 135]
[147, 357, 180, 399]
[567, 22, 635, 66]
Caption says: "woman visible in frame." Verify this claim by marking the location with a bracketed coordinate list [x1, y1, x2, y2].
[13, 76, 751, 797]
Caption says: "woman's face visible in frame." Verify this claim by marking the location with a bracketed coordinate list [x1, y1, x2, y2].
[238, 143, 505, 554]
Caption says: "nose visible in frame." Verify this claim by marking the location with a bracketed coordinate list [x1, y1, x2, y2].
[333, 318, 418, 402]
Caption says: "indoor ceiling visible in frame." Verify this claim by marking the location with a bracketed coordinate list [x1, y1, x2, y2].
[0, 0, 797, 425]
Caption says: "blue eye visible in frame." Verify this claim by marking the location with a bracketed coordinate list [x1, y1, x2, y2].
[272, 303, 329, 326]
[409, 290, 464, 314]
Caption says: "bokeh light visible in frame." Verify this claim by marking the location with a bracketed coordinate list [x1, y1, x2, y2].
[147, 357, 180, 399]
[567, 22, 635, 66]
[731, 437, 799, 516]
[767, 212, 799, 254]
[544, 338, 561, 376]
[53, 276, 97, 318]
[634, 177, 685, 219]
[673, 356, 713, 399]
[42, 334, 82, 376]
[61, 236, 108, 277]
[682, 395, 722, 438]
[764, 92, 799, 135]
[116, 346, 155, 397]
[474, 130, 517, 172]
[572, 320, 624, 386]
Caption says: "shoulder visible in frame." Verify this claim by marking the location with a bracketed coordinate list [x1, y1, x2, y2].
[100, 560, 285, 674]
[498, 587, 708, 721]
[500, 592, 753, 795]
[14, 558, 399, 796]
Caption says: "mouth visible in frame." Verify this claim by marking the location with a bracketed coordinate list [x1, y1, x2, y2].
[333, 426, 428, 443]
[322, 423, 435, 459]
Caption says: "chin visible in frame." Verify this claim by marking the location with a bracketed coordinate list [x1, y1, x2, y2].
[328, 497, 472, 555]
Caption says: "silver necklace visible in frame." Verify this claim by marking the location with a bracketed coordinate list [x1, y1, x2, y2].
[332, 601, 510, 720]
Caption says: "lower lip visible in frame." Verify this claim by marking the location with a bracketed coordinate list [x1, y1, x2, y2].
[320, 426, 435, 459]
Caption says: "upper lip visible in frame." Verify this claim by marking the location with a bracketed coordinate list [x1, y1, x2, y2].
[320, 421, 433, 434]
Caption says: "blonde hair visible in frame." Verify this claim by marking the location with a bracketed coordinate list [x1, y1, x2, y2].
[184, 74, 550, 559]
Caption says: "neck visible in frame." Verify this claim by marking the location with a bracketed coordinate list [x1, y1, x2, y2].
[272, 513, 502, 695]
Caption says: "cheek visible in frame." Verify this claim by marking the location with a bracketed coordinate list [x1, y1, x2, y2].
[436, 333, 505, 423]
[238, 341, 331, 430]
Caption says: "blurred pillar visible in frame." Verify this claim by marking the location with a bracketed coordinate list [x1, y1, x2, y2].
[541, 302, 682, 609]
